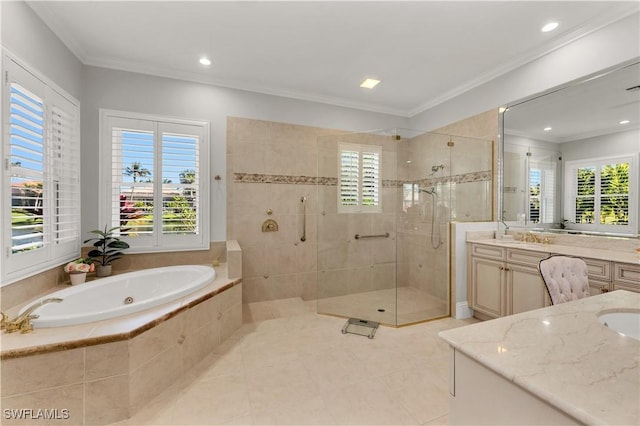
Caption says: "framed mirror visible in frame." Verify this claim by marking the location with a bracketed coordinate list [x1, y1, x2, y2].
[501, 60, 640, 237]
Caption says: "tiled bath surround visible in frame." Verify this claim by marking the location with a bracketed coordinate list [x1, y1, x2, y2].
[0, 269, 242, 425]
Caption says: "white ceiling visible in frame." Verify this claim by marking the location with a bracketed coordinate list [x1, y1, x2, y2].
[27, 1, 639, 118]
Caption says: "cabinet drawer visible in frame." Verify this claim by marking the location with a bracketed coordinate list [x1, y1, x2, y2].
[470, 244, 505, 261]
[507, 248, 548, 266]
[588, 279, 611, 296]
[584, 258, 611, 281]
[614, 263, 640, 287]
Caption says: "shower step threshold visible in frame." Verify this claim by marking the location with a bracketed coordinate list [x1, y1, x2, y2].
[341, 318, 379, 339]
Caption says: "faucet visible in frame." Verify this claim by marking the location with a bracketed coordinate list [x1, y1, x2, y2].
[500, 219, 509, 235]
[524, 232, 540, 243]
[1, 298, 63, 334]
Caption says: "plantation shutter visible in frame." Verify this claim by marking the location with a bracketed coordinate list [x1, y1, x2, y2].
[109, 118, 155, 238]
[8, 81, 45, 254]
[160, 124, 200, 236]
[338, 143, 381, 213]
[3, 57, 81, 282]
[361, 147, 380, 210]
[599, 159, 629, 226]
[339, 145, 359, 210]
[572, 164, 596, 224]
[528, 168, 541, 223]
[48, 89, 81, 254]
[565, 156, 635, 234]
[101, 111, 209, 251]
[541, 163, 556, 224]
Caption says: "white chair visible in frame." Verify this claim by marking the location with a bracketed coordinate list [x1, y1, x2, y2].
[538, 255, 590, 305]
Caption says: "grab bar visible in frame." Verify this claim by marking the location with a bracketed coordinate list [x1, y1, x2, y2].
[354, 232, 389, 240]
[300, 196, 307, 242]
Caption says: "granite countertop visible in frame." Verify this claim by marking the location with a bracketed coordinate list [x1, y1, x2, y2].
[439, 290, 640, 425]
[467, 238, 640, 265]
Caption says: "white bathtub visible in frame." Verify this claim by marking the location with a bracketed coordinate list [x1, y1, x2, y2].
[20, 265, 216, 327]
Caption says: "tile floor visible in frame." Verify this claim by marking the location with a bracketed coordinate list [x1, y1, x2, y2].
[112, 298, 476, 425]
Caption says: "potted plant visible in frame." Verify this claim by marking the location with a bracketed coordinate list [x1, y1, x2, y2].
[64, 257, 95, 285]
[84, 225, 130, 277]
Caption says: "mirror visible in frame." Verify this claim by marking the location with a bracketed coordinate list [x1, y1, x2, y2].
[501, 60, 640, 237]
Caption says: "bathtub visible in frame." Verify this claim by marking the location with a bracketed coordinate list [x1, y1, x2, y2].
[20, 265, 216, 327]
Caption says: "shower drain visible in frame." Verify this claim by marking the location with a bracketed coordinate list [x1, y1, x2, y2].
[124, 296, 134, 305]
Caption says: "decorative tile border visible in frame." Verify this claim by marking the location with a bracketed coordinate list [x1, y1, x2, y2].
[234, 170, 492, 187]
[416, 170, 492, 187]
[234, 173, 336, 185]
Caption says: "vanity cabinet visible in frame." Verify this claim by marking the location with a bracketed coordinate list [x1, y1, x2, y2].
[468, 241, 640, 320]
[613, 262, 640, 293]
[469, 256, 506, 318]
[583, 258, 612, 295]
[468, 243, 549, 320]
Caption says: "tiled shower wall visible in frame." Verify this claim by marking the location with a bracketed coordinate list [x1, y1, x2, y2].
[228, 111, 497, 305]
[227, 117, 340, 303]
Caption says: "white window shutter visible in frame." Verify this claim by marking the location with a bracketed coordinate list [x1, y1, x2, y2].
[48, 88, 81, 256]
[338, 143, 381, 213]
[3, 56, 81, 284]
[160, 128, 200, 235]
[339, 146, 359, 210]
[101, 111, 209, 252]
[8, 82, 45, 254]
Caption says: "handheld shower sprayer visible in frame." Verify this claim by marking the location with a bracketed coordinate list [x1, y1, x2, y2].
[419, 187, 442, 249]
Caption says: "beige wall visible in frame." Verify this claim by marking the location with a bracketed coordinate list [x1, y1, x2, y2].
[227, 117, 343, 303]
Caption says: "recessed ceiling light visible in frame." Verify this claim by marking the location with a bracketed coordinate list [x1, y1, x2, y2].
[199, 57, 212, 66]
[360, 78, 380, 89]
[544, 127, 552, 131]
[619, 120, 630, 125]
[541, 22, 559, 32]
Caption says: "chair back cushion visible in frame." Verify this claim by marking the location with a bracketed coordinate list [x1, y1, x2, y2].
[538, 256, 590, 305]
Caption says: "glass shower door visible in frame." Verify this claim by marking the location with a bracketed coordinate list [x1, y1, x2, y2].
[316, 131, 398, 325]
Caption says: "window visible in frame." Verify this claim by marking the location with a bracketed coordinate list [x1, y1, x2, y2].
[564, 155, 637, 234]
[100, 110, 209, 251]
[338, 143, 381, 213]
[528, 158, 556, 224]
[2, 57, 80, 284]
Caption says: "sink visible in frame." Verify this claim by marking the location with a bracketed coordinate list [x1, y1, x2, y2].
[598, 311, 640, 340]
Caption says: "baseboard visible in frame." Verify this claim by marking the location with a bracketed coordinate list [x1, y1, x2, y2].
[455, 301, 474, 319]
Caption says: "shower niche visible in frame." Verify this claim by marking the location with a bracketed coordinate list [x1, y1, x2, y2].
[316, 128, 493, 326]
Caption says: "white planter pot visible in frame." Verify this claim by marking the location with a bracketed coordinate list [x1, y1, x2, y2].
[69, 272, 87, 285]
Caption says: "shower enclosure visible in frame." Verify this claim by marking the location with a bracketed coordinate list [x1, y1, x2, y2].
[316, 128, 493, 326]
